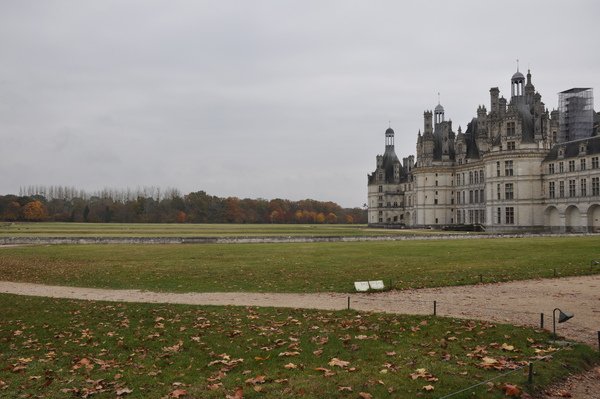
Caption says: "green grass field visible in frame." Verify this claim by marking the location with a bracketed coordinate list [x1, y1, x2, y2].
[0, 294, 596, 398]
[0, 236, 598, 293]
[0, 222, 457, 238]
[1, 224, 599, 397]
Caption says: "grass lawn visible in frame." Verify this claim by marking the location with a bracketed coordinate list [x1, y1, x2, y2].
[0, 236, 598, 293]
[0, 222, 457, 238]
[1, 294, 596, 398]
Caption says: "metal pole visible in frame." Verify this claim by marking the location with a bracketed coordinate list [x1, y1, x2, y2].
[553, 309, 557, 339]
[540, 313, 544, 329]
[347, 296, 350, 310]
[433, 300, 437, 316]
[528, 363, 533, 384]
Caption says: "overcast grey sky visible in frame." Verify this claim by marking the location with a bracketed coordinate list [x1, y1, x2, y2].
[1, 1, 599, 207]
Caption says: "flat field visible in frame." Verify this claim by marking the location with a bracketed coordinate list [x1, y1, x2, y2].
[0, 236, 598, 292]
[0, 222, 455, 237]
[0, 294, 595, 398]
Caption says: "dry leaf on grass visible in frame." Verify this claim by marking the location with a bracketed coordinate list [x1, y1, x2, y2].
[225, 387, 244, 399]
[169, 389, 187, 398]
[502, 383, 521, 396]
[328, 358, 350, 368]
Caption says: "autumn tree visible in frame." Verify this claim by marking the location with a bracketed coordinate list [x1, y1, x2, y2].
[22, 200, 48, 221]
[224, 197, 244, 223]
[315, 212, 326, 224]
[176, 211, 187, 223]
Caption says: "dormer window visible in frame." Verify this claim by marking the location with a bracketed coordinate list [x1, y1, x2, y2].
[507, 122, 516, 136]
[579, 144, 587, 155]
[557, 148, 564, 159]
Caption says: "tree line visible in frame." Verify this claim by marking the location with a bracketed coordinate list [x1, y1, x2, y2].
[0, 187, 366, 224]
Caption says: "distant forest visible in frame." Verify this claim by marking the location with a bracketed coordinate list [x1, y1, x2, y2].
[0, 186, 366, 224]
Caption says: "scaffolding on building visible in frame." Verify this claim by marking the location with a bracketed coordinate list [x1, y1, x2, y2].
[558, 88, 594, 142]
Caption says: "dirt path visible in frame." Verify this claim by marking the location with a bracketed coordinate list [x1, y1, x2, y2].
[0, 275, 598, 345]
[1, 276, 599, 398]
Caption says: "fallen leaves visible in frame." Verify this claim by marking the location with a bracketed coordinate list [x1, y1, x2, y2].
[500, 343, 515, 352]
[72, 357, 94, 371]
[207, 354, 244, 372]
[162, 341, 183, 353]
[244, 375, 266, 386]
[169, 388, 187, 398]
[314, 367, 336, 377]
[477, 356, 526, 371]
[502, 383, 521, 396]
[115, 387, 133, 396]
[408, 368, 438, 382]
[328, 358, 350, 368]
[225, 387, 243, 399]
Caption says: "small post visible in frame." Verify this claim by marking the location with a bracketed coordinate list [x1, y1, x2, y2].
[528, 362, 534, 384]
[479, 274, 483, 283]
[553, 268, 557, 277]
[540, 313, 544, 329]
[347, 296, 350, 310]
[433, 300, 437, 316]
[597, 331, 599, 354]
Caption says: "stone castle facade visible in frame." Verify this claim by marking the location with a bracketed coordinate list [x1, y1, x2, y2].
[367, 69, 600, 232]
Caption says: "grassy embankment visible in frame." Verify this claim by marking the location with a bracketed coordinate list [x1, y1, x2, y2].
[0, 294, 597, 398]
[0, 236, 598, 293]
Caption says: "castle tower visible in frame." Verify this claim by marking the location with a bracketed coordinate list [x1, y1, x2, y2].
[525, 69, 535, 104]
[434, 103, 445, 125]
[385, 126, 395, 148]
[424, 111, 433, 135]
[490, 87, 500, 114]
[511, 69, 525, 99]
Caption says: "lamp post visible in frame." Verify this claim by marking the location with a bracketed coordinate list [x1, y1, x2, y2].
[552, 308, 574, 339]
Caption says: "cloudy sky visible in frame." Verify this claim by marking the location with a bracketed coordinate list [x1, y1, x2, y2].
[1, 1, 599, 207]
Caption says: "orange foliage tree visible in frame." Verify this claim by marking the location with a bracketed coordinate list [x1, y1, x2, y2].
[22, 200, 48, 221]
[176, 211, 187, 223]
[325, 212, 337, 223]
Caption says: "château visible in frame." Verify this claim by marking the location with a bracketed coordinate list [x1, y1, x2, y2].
[368, 68, 600, 232]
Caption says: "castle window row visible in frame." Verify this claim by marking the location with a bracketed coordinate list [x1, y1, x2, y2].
[456, 209, 486, 224]
[495, 206, 515, 225]
[495, 160, 514, 177]
[456, 189, 485, 204]
[547, 156, 599, 174]
[548, 177, 600, 198]
[456, 170, 484, 186]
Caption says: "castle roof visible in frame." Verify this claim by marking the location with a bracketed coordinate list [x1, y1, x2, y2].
[512, 71, 525, 81]
[544, 136, 600, 161]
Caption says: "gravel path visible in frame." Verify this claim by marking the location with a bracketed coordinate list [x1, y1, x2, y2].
[1, 276, 599, 397]
[0, 275, 598, 345]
